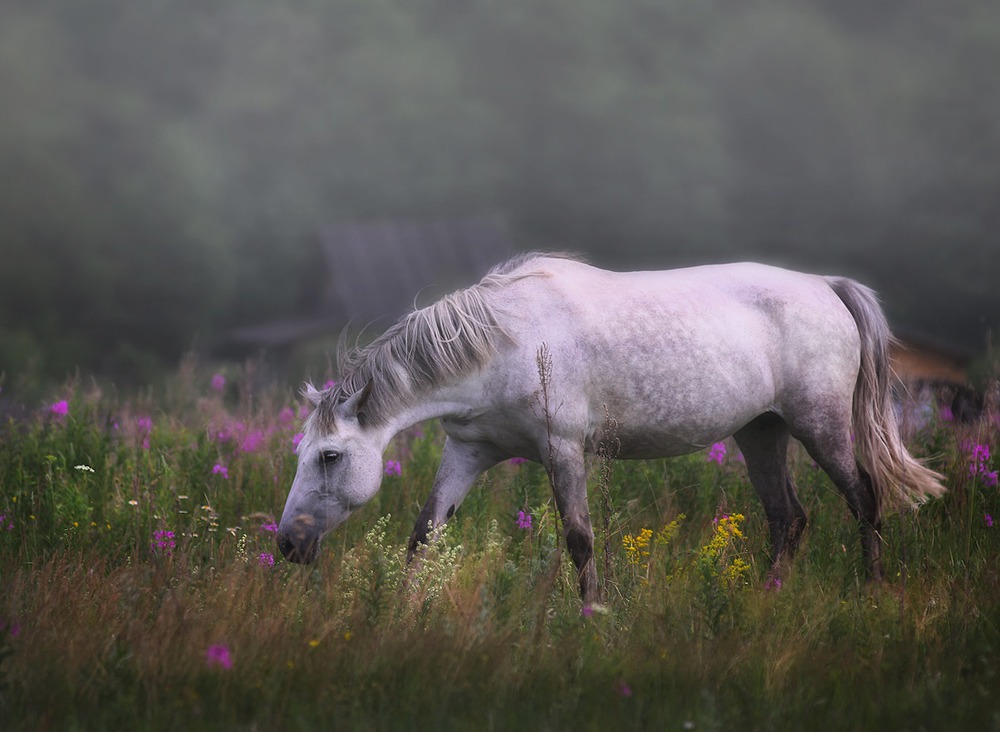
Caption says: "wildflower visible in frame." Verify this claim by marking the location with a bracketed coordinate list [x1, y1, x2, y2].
[211, 374, 226, 392]
[384, 460, 402, 477]
[616, 680, 633, 698]
[136, 416, 153, 433]
[0, 514, 12, 531]
[986, 514, 994, 528]
[324, 379, 337, 390]
[258, 552, 275, 567]
[241, 429, 266, 453]
[205, 644, 233, 669]
[128, 500, 139, 507]
[50, 400, 68, 417]
[707, 442, 726, 464]
[279, 407, 295, 425]
[309, 639, 320, 648]
[292, 433, 304, 451]
[623, 528, 653, 564]
[581, 605, 594, 618]
[516, 510, 533, 530]
[765, 576, 783, 591]
[1, 620, 21, 638]
[212, 464, 229, 479]
[151, 529, 176, 555]
[509, 457, 527, 466]
[260, 522, 278, 534]
[74, 464, 95, 473]
[969, 443, 998, 487]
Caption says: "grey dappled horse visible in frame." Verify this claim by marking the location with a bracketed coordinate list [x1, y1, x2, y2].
[277, 253, 945, 603]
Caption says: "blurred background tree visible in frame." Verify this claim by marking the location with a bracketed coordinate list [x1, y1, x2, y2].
[1, 0, 997, 381]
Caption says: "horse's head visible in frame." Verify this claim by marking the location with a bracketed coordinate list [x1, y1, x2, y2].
[277, 381, 382, 563]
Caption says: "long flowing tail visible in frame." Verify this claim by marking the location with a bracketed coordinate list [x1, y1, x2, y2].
[826, 277, 947, 520]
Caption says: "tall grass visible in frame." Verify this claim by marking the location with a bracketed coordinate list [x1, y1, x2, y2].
[1, 366, 999, 730]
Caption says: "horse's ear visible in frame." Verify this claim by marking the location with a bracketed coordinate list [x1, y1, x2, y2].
[336, 379, 374, 422]
[302, 383, 323, 407]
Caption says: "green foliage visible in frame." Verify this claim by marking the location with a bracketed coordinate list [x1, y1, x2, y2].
[0, 368, 999, 729]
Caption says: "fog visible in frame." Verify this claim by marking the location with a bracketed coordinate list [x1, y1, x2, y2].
[1, 0, 998, 380]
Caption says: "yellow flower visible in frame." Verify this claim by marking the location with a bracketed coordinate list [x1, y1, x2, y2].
[309, 639, 320, 648]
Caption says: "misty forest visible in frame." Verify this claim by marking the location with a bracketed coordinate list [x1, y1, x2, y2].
[1, 0, 998, 384]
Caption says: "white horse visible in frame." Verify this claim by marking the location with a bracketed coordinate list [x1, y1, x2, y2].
[277, 253, 945, 602]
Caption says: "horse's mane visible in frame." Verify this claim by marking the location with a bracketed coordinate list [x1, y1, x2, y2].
[313, 252, 581, 429]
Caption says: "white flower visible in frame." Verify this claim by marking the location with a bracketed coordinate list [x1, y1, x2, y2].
[74, 464, 95, 473]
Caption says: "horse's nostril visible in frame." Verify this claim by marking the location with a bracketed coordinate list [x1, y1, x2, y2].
[278, 532, 317, 564]
[277, 533, 296, 560]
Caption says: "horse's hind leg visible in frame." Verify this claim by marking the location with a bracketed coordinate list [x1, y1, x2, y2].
[789, 414, 883, 581]
[734, 413, 807, 576]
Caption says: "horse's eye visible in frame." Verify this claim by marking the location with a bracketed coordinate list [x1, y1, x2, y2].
[320, 450, 341, 465]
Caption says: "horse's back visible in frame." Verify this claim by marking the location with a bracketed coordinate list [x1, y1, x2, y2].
[489, 257, 861, 456]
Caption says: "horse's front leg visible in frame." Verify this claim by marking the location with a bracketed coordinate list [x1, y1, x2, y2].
[406, 436, 501, 561]
[546, 439, 600, 605]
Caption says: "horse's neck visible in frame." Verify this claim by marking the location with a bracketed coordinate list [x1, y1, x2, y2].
[380, 392, 471, 443]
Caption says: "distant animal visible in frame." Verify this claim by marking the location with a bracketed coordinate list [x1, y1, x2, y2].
[277, 253, 946, 602]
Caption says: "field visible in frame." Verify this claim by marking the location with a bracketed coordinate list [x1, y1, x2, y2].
[1, 366, 999, 731]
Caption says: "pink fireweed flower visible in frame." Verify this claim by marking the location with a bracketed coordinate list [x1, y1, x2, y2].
[0, 514, 13, 531]
[258, 552, 275, 567]
[324, 379, 337, 390]
[516, 510, 533, 530]
[151, 529, 176, 555]
[50, 400, 69, 417]
[292, 433, 304, 451]
[279, 407, 295, 425]
[581, 605, 594, 618]
[707, 442, 727, 464]
[205, 644, 233, 669]
[211, 373, 226, 392]
[241, 429, 266, 454]
[260, 522, 278, 534]
[384, 460, 402, 477]
[765, 576, 783, 591]
[212, 464, 229, 479]
[969, 443, 998, 486]
[986, 514, 994, 528]
[509, 457, 528, 466]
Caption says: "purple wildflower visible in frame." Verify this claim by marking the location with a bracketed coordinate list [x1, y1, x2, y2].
[241, 429, 266, 453]
[509, 457, 528, 466]
[292, 433, 304, 451]
[50, 400, 68, 417]
[211, 374, 226, 392]
[516, 510, 533, 530]
[384, 460, 402, 477]
[279, 407, 295, 425]
[616, 680, 633, 698]
[581, 605, 594, 618]
[0, 514, 12, 531]
[260, 522, 278, 534]
[969, 443, 998, 487]
[151, 529, 176, 555]
[205, 644, 233, 669]
[986, 514, 994, 529]
[258, 552, 275, 567]
[1, 619, 21, 638]
[765, 576, 783, 591]
[324, 379, 337, 390]
[212, 463, 229, 479]
[707, 442, 726, 465]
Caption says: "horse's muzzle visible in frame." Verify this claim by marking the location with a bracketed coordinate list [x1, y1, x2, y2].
[277, 531, 320, 564]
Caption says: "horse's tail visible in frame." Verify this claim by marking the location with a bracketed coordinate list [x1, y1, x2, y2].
[826, 277, 947, 520]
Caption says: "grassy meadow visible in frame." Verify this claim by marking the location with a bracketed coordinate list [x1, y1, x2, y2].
[1, 365, 999, 730]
